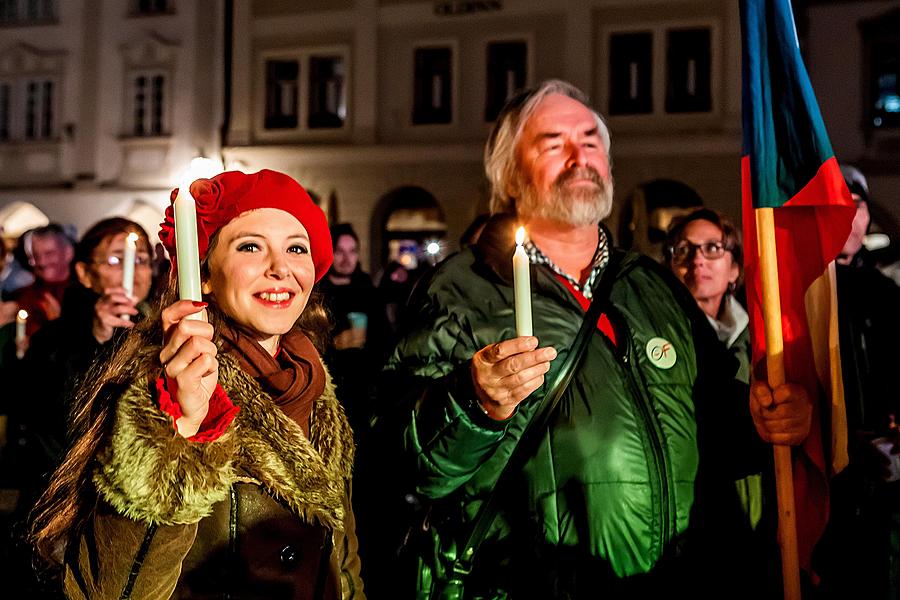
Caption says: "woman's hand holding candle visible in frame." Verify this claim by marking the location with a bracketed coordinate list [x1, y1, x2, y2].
[159, 300, 218, 438]
[92, 287, 138, 344]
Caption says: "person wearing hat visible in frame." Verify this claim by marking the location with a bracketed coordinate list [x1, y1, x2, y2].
[812, 165, 900, 598]
[29, 170, 365, 599]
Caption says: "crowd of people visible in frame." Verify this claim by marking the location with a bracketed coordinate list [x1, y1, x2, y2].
[0, 79, 895, 599]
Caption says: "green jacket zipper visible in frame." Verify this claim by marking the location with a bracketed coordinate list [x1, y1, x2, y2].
[604, 307, 672, 558]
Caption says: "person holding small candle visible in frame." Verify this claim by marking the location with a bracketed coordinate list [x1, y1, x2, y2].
[373, 80, 813, 598]
[5, 219, 155, 531]
[30, 170, 364, 599]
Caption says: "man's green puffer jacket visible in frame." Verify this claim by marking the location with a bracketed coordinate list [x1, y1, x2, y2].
[384, 215, 762, 597]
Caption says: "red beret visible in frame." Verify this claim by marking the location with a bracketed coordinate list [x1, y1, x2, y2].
[159, 170, 333, 282]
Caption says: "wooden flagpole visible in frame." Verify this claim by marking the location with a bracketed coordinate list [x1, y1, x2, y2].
[756, 207, 801, 600]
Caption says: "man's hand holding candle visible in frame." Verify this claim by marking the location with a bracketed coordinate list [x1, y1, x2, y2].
[470, 337, 557, 420]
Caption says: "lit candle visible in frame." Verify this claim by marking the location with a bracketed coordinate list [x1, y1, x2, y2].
[122, 232, 138, 298]
[15, 309, 27, 359]
[513, 226, 532, 337]
[174, 179, 203, 318]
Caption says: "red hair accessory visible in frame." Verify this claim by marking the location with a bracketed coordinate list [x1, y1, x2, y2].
[159, 170, 333, 281]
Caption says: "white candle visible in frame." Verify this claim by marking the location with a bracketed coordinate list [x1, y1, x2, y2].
[15, 309, 27, 359]
[513, 227, 532, 337]
[122, 232, 138, 298]
[174, 179, 203, 318]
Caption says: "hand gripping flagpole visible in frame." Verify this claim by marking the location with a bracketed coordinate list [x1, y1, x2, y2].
[756, 207, 801, 600]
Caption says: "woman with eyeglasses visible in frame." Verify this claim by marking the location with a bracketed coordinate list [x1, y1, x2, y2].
[7, 219, 157, 582]
[664, 208, 749, 383]
[665, 208, 780, 594]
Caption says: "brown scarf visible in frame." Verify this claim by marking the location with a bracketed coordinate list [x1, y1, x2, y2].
[220, 324, 325, 438]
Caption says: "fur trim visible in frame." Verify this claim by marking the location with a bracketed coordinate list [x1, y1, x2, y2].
[93, 352, 355, 530]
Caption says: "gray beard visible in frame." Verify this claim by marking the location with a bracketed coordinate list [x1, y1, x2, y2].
[517, 169, 614, 226]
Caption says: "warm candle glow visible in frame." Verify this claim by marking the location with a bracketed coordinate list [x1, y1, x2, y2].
[515, 226, 525, 246]
[15, 309, 27, 359]
[122, 232, 139, 298]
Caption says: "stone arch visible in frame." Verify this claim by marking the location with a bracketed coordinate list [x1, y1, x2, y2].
[370, 186, 447, 275]
[617, 179, 703, 263]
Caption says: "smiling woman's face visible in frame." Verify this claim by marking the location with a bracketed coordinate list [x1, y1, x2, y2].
[204, 208, 315, 350]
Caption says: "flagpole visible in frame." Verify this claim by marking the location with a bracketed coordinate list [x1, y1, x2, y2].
[756, 207, 801, 600]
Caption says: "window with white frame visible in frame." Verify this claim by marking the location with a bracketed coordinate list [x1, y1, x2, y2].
[605, 23, 716, 118]
[0, 0, 55, 24]
[130, 70, 168, 136]
[260, 46, 349, 135]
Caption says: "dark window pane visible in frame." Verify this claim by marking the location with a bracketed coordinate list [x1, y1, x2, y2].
[41, 80, 52, 138]
[152, 75, 165, 134]
[0, 0, 17, 23]
[137, 0, 168, 13]
[0, 84, 9, 141]
[871, 41, 900, 129]
[134, 76, 147, 136]
[666, 28, 712, 113]
[265, 60, 299, 130]
[609, 32, 653, 115]
[308, 55, 346, 129]
[485, 41, 527, 122]
[413, 47, 452, 125]
[26, 82, 37, 139]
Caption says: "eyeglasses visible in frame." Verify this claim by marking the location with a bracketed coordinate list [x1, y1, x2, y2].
[669, 241, 729, 263]
[92, 254, 153, 268]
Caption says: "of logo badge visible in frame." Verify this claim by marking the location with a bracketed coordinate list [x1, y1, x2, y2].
[646, 337, 676, 369]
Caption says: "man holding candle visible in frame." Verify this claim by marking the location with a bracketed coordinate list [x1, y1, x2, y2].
[377, 80, 812, 598]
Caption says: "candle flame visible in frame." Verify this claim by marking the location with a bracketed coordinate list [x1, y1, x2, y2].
[17, 309, 28, 320]
[515, 226, 526, 246]
[126, 232, 139, 243]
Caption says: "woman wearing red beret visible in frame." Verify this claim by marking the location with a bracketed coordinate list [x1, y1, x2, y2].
[30, 170, 364, 599]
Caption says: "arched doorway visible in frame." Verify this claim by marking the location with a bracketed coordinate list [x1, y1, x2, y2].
[617, 179, 703, 263]
[370, 186, 447, 275]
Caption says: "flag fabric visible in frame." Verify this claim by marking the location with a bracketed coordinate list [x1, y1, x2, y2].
[740, 0, 856, 573]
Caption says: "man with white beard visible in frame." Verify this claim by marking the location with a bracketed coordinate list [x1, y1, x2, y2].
[379, 80, 812, 598]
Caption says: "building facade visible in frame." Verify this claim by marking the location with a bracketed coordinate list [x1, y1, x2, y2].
[804, 0, 900, 246]
[224, 0, 745, 272]
[0, 0, 225, 241]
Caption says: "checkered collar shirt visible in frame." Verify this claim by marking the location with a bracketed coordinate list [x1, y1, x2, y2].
[523, 226, 610, 299]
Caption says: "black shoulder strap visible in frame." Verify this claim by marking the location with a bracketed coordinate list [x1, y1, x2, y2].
[452, 250, 624, 575]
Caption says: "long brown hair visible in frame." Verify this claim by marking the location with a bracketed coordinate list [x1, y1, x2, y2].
[29, 244, 331, 566]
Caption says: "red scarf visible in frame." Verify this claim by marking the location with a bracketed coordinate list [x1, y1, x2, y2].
[220, 324, 325, 437]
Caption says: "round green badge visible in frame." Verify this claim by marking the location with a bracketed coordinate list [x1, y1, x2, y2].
[646, 337, 676, 369]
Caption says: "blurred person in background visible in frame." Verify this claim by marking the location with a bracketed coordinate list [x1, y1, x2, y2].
[1, 231, 35, 299]
[10, 224, 74, 340]
[13, 218, 156, 480]
[812, 165, 900, 599]
[318, 223, 389, 433]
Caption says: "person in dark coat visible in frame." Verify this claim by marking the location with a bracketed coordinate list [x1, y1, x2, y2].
[318, 223, 389, 433]
[812, 165, 900, 599]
